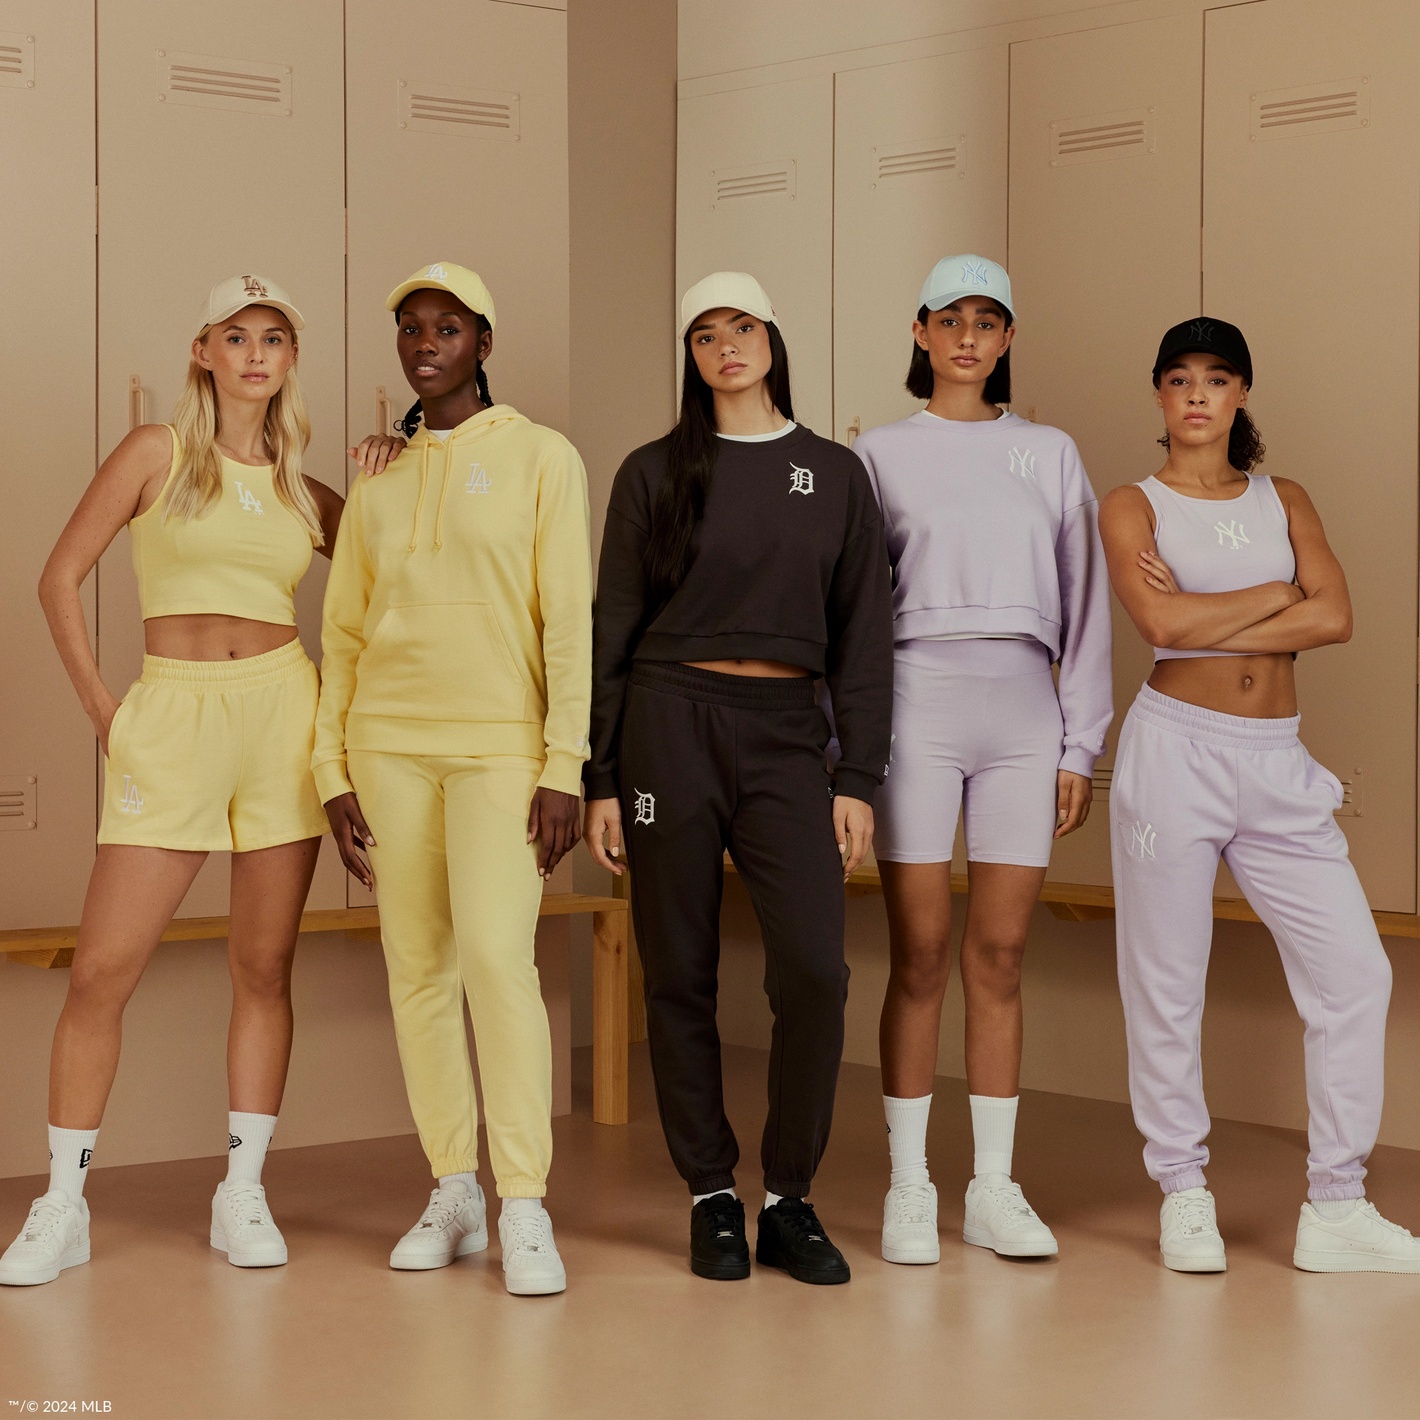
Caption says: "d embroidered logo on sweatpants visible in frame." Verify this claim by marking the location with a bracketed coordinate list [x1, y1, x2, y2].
[633, 789, 656, 826]
[1129, 821, 1157, 860]
[234, 481, 264, 516]
[118, 775, 144, 815]
[789, 463, 814, 495]
[466, 463, 491, 494]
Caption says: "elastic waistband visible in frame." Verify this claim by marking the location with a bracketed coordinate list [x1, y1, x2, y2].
[1128, 683, 1299, 750]
[630, 660, 818, 710]
[139, 636, 312, 691]
[897, 637, 1051, 677]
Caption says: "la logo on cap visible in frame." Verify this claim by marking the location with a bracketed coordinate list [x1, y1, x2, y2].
[242, 276, 268, 299]
[426, 263, 449, 281]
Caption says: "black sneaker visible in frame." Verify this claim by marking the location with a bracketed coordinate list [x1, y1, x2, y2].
[691, 1195, 751, 1280]
[755, 1199, 850, 1285]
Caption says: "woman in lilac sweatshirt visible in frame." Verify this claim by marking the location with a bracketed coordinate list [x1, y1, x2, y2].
[852, 255, 1113, 1266]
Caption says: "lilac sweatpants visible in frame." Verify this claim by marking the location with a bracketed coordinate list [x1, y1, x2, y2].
[1111, 685, 1391, 1201]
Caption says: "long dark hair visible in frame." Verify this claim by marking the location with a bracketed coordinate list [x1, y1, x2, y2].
[1153, 367, 1266, 472]
[905, 302, 1012, 406]
[394, 305, 493, 438]
[642, 322, 795, 602]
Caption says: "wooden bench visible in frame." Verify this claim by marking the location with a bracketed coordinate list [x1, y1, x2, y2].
[0, 893, 638, 1128]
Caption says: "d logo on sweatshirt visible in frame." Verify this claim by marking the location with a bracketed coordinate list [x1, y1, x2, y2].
[789, 463, 814, 496]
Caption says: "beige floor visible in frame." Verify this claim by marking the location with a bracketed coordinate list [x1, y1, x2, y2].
[3, 1044, 1419, 1420]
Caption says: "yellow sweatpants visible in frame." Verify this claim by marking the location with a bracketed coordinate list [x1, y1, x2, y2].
[348, 750, 552, 1196]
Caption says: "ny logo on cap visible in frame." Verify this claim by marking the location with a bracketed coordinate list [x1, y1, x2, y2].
[961, 259, 990, 287]
[242, 276, 268, 299]
[1188, 319, 1215, 342]
[427, 263, 449, 281]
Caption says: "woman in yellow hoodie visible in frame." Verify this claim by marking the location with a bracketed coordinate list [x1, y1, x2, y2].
[314, 262, 591, 1296]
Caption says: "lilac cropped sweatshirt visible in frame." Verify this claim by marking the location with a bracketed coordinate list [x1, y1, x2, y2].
[853, 410, 1113, 778]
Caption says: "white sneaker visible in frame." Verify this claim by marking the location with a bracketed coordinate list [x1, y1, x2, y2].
[1159, 1187, 1226, 1272]
[964, 1175, 1058, 1257]
[390, 1181, 488, 1270]
[0, 1191, 90, 1286]
[1294, 1199, 1420, 1273]
[882, 1178, 940, 1264]
[210, 1181, 288, 1267]
[498, 1202, 567, 1295]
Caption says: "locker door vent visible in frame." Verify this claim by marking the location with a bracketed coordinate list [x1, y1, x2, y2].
[0, 775, 37, 831]
[1091, 767, 1112, 798]
[1050, 109, 1153, 166]
[1250, 79, 1369, 141]
[712, 160, 796, 208]
[0, 31, 34, 89]
[1334, 772, 1363, 818]
[156, 50, 291, 116]
[398, 82, 519, 141]
[873, 136, 966, 185]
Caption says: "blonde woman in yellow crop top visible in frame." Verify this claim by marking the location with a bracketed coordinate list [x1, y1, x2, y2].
[3, 276, 364, 1289]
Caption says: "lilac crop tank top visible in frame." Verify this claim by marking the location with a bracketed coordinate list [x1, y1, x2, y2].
[1137, 473, 1294, 661]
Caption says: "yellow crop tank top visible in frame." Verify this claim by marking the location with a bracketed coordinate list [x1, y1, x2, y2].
[129, 426, 314, 625]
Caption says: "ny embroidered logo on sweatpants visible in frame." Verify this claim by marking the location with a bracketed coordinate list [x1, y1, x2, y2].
[1129, 821, 1157, 859]
[234, 481, 264, 516]
[1214, 520, 1249, 550]
[633, 789, 656, 826]
[118, 775, 144, 815]
[466, 463, 491, 493]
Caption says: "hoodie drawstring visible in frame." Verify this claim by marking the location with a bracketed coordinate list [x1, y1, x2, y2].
[433, 440, 451, 552]
[408, 440, 431, 554]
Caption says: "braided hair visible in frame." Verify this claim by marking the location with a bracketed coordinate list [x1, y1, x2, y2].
[393, 305, 493, 437]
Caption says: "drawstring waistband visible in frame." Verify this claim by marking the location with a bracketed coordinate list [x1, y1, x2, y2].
[1128, 683, 1299, 750]
[630, 660, 818, 710]
[139, 636, 311, 690]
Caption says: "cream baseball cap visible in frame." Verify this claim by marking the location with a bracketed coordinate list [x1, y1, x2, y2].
[200, 274, 304, 332]
[386, 261, 497, 330]
[678, 271, 776, 338]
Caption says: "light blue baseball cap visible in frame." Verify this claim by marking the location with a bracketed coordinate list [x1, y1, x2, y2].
[919, 254, 1014, 319]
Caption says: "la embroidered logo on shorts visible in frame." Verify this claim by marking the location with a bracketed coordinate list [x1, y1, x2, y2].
[633, 789, 656, 826]
[466, 463, 491, 494]
[118, 775, 144, 815]
[789, 463, 814, 495]
[234, 480, 264, 516]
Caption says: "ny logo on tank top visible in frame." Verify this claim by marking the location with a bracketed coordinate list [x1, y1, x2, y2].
[1129, 820, 1157, 859]
[234, 481, 264, 516]
[466, 463, 491, 494]
[1214, 519, 1249, 551]
[633, 789, 656, 826]
[789, 463, 814, 496]
[1009, 447, 1036, 483]
[118, 774, 144, 815]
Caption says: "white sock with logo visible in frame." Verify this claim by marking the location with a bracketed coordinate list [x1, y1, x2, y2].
[884, 1094, 932, 1187]
[970, 1095, 1018, 1179]
[48, 1125, 98, 1203]
[226, 1112, 278, 1186]
[693, 1188, 736, 1205]
[1312, 1197, 1362, 1220]
[439, 1172, 479, 1196]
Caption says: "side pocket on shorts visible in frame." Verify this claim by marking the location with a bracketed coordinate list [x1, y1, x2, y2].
[105, 692, 137, 762]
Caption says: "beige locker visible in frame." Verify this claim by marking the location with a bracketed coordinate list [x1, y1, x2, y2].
[832, 47, 1008, 447]
[1007, 16, 1204, 886]
[94, 0, 348, 915]
[676, 75, 834, 437]
[1204, 0, 1420, 912]
[0, 3, 98, 929]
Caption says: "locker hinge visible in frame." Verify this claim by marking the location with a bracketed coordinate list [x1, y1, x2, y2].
[344, 208, 348, 256]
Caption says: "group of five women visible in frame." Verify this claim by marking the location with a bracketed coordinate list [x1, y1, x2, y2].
[3, 251, 1416, 1294]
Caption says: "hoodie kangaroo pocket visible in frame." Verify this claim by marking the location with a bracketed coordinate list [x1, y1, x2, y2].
[353, 601, 528, 723]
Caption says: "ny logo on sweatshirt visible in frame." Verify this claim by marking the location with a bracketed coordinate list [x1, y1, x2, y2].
[1214, 519, 1249, 551]
[1009, 447, 1036, 483]
[466, 463, 491, 494]
[234, 481, 264, 516]
[1129, 821, 1157, 860]
[118, 775, 144, 815]
[789, 463, 814, 496]
[633, 789, 656, 826]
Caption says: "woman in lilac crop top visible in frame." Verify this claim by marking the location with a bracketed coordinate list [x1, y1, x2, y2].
[852, 255, 1113, 1264]
[1098, 317, 1416, 1272]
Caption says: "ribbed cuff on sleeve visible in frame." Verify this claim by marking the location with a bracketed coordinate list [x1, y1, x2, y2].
[831, 767, 879, 804]
[312, 758, 355, 805]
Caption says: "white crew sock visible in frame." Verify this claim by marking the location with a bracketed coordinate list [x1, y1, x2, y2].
[970, 1094, 1018, 1179]
[439, 1172, 479, 1195]
[48, 1125, 98, 1203]
[1312, 1197, 1362, 1220]
[501, 1197, 544, 1218]
[693, 1188, 736, 1205]
[226, 1112, 278, 1186]
[883, 1094, 932, 1187]
[764, 1192, 785, 1209]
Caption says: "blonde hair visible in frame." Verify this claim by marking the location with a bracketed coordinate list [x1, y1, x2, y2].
[164, 328, 324, 544]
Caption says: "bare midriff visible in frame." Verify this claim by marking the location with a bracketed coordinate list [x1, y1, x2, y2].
[144, 614, 299, 662]
[1148, 652, 1296, 719]
[681, 659, 811, 679]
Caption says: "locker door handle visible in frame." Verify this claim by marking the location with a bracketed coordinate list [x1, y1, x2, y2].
[845, 415, 861, 446]
[375, 385, 393, 438]
[128, 375, 146, 431]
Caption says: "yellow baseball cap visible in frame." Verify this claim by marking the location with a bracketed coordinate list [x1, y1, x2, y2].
[200, 274, 304, 332]
[385, 261, 496, 330]
[678, 271, 776, 338]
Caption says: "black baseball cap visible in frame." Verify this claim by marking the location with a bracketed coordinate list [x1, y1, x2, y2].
[1152, 317, 1252, 387]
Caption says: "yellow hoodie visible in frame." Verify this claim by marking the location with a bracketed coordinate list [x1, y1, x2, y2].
[313, 405, 592, 803]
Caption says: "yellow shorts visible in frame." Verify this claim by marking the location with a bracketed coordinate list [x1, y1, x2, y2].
[99, 638, 330, 853]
